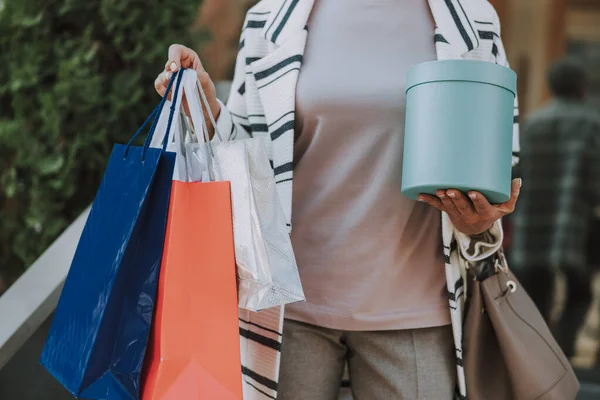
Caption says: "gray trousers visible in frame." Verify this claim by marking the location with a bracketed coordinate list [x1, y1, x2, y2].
[278, 320, 456, 400]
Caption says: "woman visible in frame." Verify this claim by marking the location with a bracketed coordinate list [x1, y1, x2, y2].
[155, 0, 521, 398]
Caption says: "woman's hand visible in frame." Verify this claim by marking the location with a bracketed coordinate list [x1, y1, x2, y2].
[154, 44, 221, 136]
[418, 178, 521, 236]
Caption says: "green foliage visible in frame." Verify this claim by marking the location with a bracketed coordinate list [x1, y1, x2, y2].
[0, 0, 201, 279]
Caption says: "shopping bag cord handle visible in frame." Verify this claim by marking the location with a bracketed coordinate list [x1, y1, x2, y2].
[153, 67, 185, 154]
[124, 69, 182, 159]
[196, 79, 223, 143]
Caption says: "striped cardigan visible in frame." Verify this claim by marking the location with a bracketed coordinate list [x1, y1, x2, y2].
[214, 1, 520, 398]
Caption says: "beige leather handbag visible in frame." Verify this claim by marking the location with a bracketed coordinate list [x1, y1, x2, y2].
[463, 252, 579, 400]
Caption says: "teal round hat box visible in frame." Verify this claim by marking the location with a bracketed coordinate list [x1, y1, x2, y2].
[401, 60, 517, 203]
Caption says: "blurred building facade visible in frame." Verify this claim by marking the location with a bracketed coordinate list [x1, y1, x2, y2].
[493, 0, 600, 115]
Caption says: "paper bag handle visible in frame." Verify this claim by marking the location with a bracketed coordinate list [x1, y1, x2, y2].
[124, 69, 184, 159]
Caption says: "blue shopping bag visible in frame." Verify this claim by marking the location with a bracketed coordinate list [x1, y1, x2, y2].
[40, 71, 184, 399]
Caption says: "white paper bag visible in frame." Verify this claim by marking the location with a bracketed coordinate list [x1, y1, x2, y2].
[213, 138, 304, 310]
[183, 69, 305, 311]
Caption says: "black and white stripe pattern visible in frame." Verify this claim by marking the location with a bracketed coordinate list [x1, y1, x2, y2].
[441, 0, 480, 52]
[435, 33, 450, 44]
[442, 213, 468, 396]
[264, 0, 302, 43]
[215, 1, 520, 399]
[239, 308, 283, 400]
[255, 56, 303, 89]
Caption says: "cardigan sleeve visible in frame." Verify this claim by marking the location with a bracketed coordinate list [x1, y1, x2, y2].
[213, 21, 252, 143]
[456, 223, 503, 263]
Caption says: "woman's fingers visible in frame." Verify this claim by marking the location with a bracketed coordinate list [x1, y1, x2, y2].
[468, 191, 493, 214]
[497, 178, 522, 214]
[446, 190, 474, 215]
[158, 44, 206, 101]
[419, 182, 521, 236]
[154, 72, 167, 97]
[167, 44, 204, 72]
[156, 44, 221, 134]
[154, 71, 176, 99]
[191, 55, 203, 72]
[197, 70, 211, 85]
[158, 65, 209, 98]
[167, 44, 184, 70]
[418, 194, 446, 212]
[437, 190, 459, 214]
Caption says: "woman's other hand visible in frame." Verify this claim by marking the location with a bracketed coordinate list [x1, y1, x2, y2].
[417, 178, 522, 236]
[154, 44, 221, 135]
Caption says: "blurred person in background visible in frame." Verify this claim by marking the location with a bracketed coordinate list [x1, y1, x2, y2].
[512, 57, 600, 361]
[155, 0, 521, 398]
[585, 208, 600, 349]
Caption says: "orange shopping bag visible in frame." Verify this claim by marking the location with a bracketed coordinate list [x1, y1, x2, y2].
[142, 180, 242, 400]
